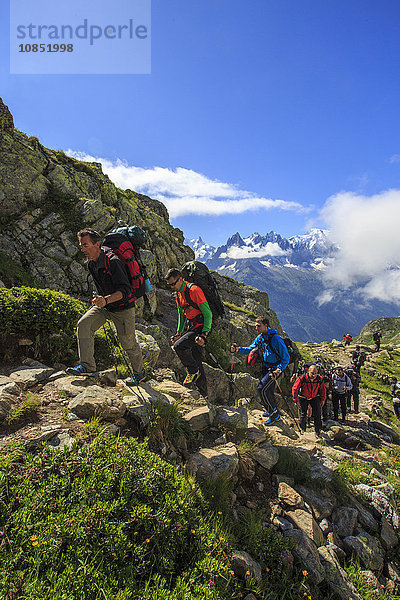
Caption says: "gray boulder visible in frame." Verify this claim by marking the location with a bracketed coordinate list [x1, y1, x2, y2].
[0, 375, 21, 396]
[203, 363, 230, 404]
[183, 406, 215, 432]
[214, 406, 248, 430]
[254, 442, 279, 470]
[186, 443, 239, 480]
[230, 550, 262, 582]
[278, 483, 304, 508]
[68, 385, 126, 421]
[285, 509, 324, 547]
[343, 531, 385, 571]
[332, 507, 358, 538]
[348, 495, 379, 533]
[380, 517, 399, 550]
[231, 372, 258, 399]
[355, 483, 400, 529]
[295, 485, 336, 520]
[9, 360, 54, 389]
[283, 529, 325, 584]
[318, 546, 363, 600]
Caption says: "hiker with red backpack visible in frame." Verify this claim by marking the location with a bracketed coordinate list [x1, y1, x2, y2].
[165, 268, 212, 398]
[292, 364, 326, 436]
[343, 333, 352, 346]
[231, 316, 290, 425]
[66, 228, 145, 385]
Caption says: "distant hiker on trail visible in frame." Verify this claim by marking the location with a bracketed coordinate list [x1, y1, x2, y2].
[343, 333, 352, 347]
[66, 228, 144, 385]
[292, 364, 326, 437]
[231, 316, 290, 425]
[165, 268, 212, 397]
[344, 364, 360, 414]
[332, 366, 352, 421]
[373, 331, 382, 352]
[351, 345, 366, 372]
[390, 377, 400, 420]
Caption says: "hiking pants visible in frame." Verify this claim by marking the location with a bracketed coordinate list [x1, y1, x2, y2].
[77, 305, 144, 374]
[299, 397, 322, 434]
[257, 370, 278, 413]
[173, 330, 207, 397]
[393, 401, 400, 420]
[375, 341, 381, 352]
[346, 388, 359, 413]
[332, 391, 347, 420]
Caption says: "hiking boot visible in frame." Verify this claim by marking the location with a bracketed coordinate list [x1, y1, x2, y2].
[126, 371, 146, 386]
[183, 371, 200, 385]
[264, 410, 280, 425]
[262, 409, 270, 417]
[66, 364, 95, 376]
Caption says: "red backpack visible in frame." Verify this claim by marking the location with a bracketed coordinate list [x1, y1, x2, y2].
[102, 232, 146, 304]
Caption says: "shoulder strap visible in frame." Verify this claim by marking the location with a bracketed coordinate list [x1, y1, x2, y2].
[103, 250, 113, 275]
[183, 282, 198, 309]
[263, 332, 279, 354]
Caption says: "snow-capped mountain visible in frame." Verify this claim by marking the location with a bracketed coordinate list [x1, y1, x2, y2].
[189, 228, 337, 269]
[185, 236, 215, 261]
[186, 230, 400, 342]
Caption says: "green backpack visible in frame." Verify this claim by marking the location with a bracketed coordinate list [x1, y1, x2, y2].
[181, 261, 225, 320]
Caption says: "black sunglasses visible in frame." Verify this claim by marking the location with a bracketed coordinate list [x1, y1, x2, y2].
[168, 278, 180, 287]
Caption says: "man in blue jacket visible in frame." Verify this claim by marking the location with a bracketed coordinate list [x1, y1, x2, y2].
[231, 316, 290, 424]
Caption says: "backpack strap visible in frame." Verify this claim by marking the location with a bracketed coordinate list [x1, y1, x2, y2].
[298, 374, 323, 399]
[175, 283, 204, 331]
[183, 282, 198, 310]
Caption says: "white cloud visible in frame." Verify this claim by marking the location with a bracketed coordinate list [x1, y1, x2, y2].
[66, 151, 307, 218]
[220, 242, 287, 260]
[316, 289, 335, 306]
[390, 154, 400, 164]
[319, 189, 400, 304]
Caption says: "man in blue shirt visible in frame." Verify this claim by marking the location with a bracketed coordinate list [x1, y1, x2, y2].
[231, 316, 290, 424]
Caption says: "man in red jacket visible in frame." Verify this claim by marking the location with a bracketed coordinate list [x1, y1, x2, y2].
[292, 364, 326, 436]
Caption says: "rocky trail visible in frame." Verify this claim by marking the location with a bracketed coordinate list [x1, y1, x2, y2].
[1, 339, 400, 600]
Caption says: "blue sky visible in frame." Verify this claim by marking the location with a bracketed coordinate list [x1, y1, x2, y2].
[2, 0, 400, 247]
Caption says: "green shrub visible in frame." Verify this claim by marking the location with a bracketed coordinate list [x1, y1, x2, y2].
[0, 286, 85, 362]
[0, 430, 234, 600]
[148, 399, 192, 445]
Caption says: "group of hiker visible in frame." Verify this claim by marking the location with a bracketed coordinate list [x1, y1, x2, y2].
[344, 331, 382, 353]
[66, 226, 393, 432]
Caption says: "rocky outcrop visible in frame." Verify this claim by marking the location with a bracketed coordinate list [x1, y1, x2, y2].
[0, 98, 192, 295]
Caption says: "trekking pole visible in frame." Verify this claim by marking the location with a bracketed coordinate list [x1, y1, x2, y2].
[101, 319, 147, 403]
[229, 351, 235, 402]
[206, 350, 244, 398]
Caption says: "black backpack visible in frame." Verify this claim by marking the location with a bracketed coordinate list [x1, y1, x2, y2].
[247, 332, 294, 369]
[281, 336, 296, 365]
[181, 261, 225, 320]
